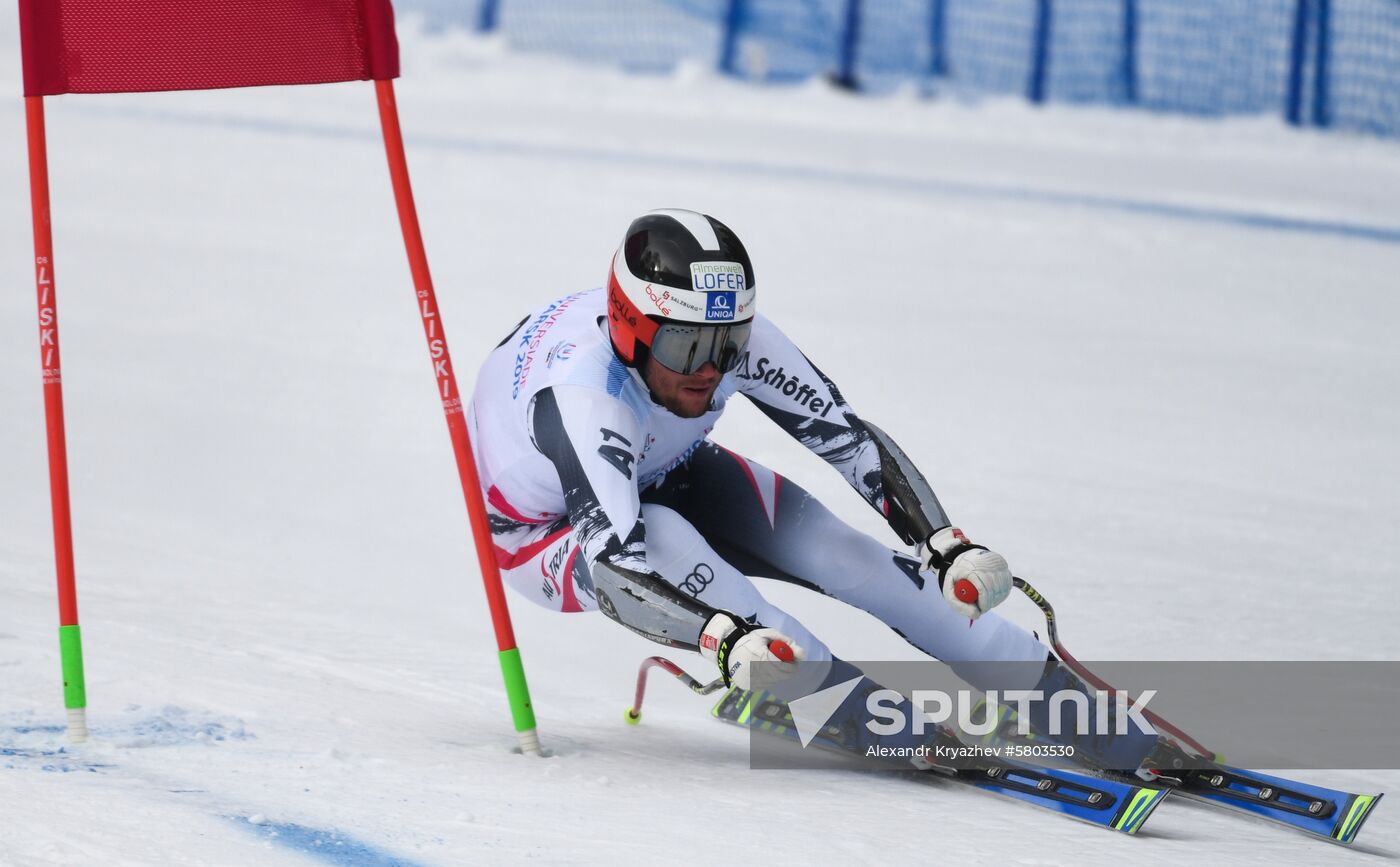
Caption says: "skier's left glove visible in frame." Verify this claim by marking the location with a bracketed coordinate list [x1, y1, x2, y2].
[920, 527, 1012, 620]
[699, 611, 805, 690]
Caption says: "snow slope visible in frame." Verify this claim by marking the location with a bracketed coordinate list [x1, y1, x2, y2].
[3, 22, 1399, 866]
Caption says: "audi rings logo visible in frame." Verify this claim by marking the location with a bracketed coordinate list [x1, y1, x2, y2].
[679, 562, 715, 598]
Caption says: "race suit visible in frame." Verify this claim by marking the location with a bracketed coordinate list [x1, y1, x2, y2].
[466, 287, 1046, 677]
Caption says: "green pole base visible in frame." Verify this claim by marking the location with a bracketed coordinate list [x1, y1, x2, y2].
[58, 624, 87, 709]
[58, 624, 88, 743]
[497, 647, 537, 734]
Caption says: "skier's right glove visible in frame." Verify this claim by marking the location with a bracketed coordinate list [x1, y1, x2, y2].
[699, 611, 805, 690]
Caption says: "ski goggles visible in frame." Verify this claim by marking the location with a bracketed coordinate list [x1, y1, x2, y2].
[648, 321, 752, 375]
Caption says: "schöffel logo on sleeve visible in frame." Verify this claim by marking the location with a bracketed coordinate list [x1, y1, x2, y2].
[705, 291, 737, 321]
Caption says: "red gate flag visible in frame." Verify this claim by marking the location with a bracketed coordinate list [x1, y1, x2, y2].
[18, 0, 400, 96]
[18, 0, 541, 750]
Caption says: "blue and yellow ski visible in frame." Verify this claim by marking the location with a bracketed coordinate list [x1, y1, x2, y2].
[1172, 766, 1382, 845]
[967, 694, 1385, 845]
[712, 687, 1168, 835]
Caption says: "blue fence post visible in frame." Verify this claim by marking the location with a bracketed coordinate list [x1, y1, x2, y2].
[1312, 0, 1331, 127]
[1028, 0, 1052, 104]
[718, 0, 745, 77]
[477, 0, 501, 33]
[928, 0, 948, 78]
[832, 0, 862, 90]
[1120, 0, 1138, 104]
[1285, 0, 1309, 125]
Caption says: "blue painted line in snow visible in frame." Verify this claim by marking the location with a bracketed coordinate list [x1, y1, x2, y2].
[1, 747, 62, 757]
[231, 818, 425, 867]
[1, 746, 113, 773]
[9, 724, 67, 735]
[67, 103, 1400, 247]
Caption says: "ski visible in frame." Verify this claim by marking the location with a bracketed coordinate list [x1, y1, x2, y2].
[973, 702, 1385, 846]
[1164, 765, 1382, 845]
[711, 687, 1167, 835]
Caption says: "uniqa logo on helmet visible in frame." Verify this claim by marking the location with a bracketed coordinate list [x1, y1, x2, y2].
[605, 209, 757, 369]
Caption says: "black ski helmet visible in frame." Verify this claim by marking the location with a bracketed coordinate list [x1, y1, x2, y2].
[606, 209, 756, 373]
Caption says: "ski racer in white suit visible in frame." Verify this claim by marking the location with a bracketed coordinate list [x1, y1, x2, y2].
[468, 210, 1158, 769]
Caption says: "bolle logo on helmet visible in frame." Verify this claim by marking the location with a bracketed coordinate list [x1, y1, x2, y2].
[690, 261, 746, 293]
[705, 291, 737, 321]
[608, 284, 638, 327]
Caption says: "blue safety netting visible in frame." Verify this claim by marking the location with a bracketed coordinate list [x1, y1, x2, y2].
[393, 0, 1400, 138]
[1044, 0, 1129, 104]
[943, 0, 1039, 95]
[402, 0, 723, 73]
[1134, 0, 1296, 116]
[725, 0, 843, 82]
[1326, 0, 1400, 134]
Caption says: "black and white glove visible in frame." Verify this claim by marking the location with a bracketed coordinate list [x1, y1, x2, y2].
[699, 611, 805, 690]
[920, 527, 1013, 620]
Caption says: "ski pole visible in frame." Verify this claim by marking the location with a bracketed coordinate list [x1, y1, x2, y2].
[954, 576, 1214, 758]
[624, 640, 793, 724]
[625, 657, 725, 725]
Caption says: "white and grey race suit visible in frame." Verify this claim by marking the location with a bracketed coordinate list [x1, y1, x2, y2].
[467, 287, 1046, 677]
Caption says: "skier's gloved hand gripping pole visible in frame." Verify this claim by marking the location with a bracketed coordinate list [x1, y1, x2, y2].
[699, 612, 803, 690]
[920, 526, 1014, 619]
[625, 613, 799, 723]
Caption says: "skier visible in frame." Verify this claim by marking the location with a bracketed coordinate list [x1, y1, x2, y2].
[468, 209, 1154, 769]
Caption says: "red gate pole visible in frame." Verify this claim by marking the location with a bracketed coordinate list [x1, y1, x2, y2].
[24, 95, 88, 744]
[372, 79, 540, 754]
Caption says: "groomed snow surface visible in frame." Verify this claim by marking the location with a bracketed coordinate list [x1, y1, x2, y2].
[3, 20, 1399, 867]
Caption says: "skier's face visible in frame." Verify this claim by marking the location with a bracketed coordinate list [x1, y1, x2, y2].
[643, 354, 721, 418]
